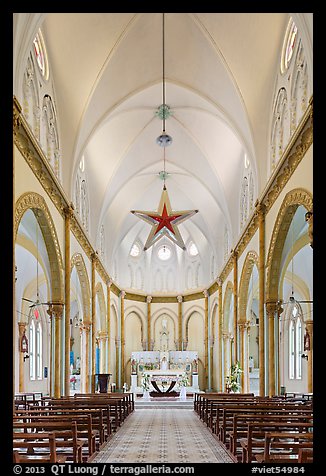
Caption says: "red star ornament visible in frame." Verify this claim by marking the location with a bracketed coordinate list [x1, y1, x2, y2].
[131, 186, 198, 251]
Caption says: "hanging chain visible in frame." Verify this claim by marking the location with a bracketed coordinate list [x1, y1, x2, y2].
[162, 12, 166, 133]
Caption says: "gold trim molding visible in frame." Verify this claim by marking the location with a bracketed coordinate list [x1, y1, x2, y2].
[265, 188, 313, 302]
[15, 191, 64, 302]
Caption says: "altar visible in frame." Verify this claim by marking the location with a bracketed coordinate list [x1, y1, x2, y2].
[130, 350, 200, 394]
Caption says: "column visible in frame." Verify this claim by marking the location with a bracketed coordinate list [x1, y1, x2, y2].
[46, 306, 54, 396]
[218, 279, 223, 391]
[209, 336, 214, 391]
[18, 322, 27, 393]
[203, 290, 209, 391]
[222, 332, 229, 391]
[51, 304, 64, 397]
[120, 291, 126, 388]
[257, 203, 266, 396]
[80, 322, 91, 393]
[177, 295, 183, 350]
[266, 301, 275, 396]
[233, 251, 238, 363]
[146, 296, 152, 351]
[98, 332, 108, 373]
[107, 279, 112, 373]
[305, 320, 313, 392]
[64, 206, 73, 396]
[91, 253, 96, 392]
[239, 322, 246, 392]
[115, 338, 120, 390]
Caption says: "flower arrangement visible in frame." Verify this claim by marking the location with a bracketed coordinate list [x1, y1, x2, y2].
[225, 361, 243, 392]
[70, 376, 77, 383]
[178, 374, 189, 387]
[141, 373, 151, 391]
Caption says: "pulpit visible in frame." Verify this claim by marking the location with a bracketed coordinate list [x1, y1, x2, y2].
[96, 373, 112, 393]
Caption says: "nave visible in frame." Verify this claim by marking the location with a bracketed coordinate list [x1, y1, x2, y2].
[93, 403, 233, 463]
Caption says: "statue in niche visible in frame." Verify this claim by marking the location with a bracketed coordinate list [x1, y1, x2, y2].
[161, 356, 168, 371]
[131, 358, 137, 374]
[159, 316, 169, 352]
[192, 359, 198, 374]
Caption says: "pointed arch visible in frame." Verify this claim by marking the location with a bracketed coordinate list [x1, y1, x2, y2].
[70, 253, 91, 321]
[223, 281, 234, 333]
[15, 192, 64, 303]
[238, 251, 259, 323]
[95, 282, 106, 331]
[266, 188, 312, 302]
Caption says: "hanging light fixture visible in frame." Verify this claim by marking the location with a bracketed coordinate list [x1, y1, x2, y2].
[131, 13, 198, 251]
[156, 13, 173, 148]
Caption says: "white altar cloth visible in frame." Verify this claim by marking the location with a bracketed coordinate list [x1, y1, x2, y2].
[144, 370, 185, 377]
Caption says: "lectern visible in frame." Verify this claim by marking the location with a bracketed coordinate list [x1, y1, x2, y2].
[96, 373, 112, 393]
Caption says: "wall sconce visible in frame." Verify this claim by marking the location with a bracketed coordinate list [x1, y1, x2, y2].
[23, 354, 30, 362]
[301, 353, 308, 361]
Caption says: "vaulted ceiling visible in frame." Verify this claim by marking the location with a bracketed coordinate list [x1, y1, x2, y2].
[14, 13, 312, 295]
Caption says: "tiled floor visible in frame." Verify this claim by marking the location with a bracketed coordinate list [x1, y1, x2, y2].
[93, 408, 233, 463]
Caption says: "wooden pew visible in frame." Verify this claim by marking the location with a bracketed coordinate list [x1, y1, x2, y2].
[240, 419, 313, 463]
[13, 420, 86, 462]
[13, 432, 67, 463]
[298, 447, 313, 463]
[255, 432, 313, 463]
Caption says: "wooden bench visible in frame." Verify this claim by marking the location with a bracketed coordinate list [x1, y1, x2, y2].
[13, 432, 67, 463]
[239, 419, 313, 463]
[13, 420, 86, 462]
[255, 432, 313, 463]
[298, 447, 313, 463]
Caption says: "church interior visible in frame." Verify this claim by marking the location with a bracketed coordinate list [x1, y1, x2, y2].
[13, 12, 313, 464]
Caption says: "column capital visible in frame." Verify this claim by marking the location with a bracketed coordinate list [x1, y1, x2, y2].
[18, 321, 27, 333]
[265, 300, 283, 318]
[255, 201, 266, 216]
[63, 205, 74, 218]
[216, 277, 223, 287]
[91, 251, 98, 262]
[107, 278, 113, 288]
[177, 295, 183, 303]
[48, 303, 64, 320]
[146, 295, 152, 304]
[120, 290, 126, 299]
[203, 289, 209, 298]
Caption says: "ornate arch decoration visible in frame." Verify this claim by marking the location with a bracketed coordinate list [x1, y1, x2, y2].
[95, 282, 106, 331]
[238, 251, 259, 324]
[70, 253, 91, 321]
[223, 281, 234, 332]
[151, 308, 178, 338]
[266, 188, 313, 302]
[15, 192, 64, 303]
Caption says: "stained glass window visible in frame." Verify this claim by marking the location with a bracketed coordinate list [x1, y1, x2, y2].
[158, 245, 171, 261]
[281, 19, 298, 74]
[33, 30, 49, 80]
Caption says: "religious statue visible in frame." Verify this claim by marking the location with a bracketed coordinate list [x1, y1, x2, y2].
[192, 358, 198, 374]
[161, 356, 168, 371]
[131, 358, 137, 374]
[304, 328, 311, 351]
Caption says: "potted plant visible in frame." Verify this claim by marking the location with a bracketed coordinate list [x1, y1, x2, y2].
[225, 361, 243, 393]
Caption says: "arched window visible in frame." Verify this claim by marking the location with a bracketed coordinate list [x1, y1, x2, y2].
[81, 179, 89, 232]
[224, 226, 229, 262]
[288, 305, 303, 380]
[29, 320, 36, 380]
[281, 18, 298, 74]
[36, 322, 43, 379]
[100, 224, 105, 261]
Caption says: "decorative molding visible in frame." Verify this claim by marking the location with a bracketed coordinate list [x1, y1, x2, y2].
[238, 251, 259, 323]
[15, 191, 64, 302]
[71, 253, 91, 319]
[265, 188, 313, 301]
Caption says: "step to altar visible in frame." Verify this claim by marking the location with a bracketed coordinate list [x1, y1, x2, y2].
[134, 397, 194, 409]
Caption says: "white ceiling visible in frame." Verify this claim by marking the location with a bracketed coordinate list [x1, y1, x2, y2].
[14, 13, 313, 295]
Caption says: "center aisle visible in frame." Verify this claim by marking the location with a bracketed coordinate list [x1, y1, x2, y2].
[93, 402, 233, 463]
